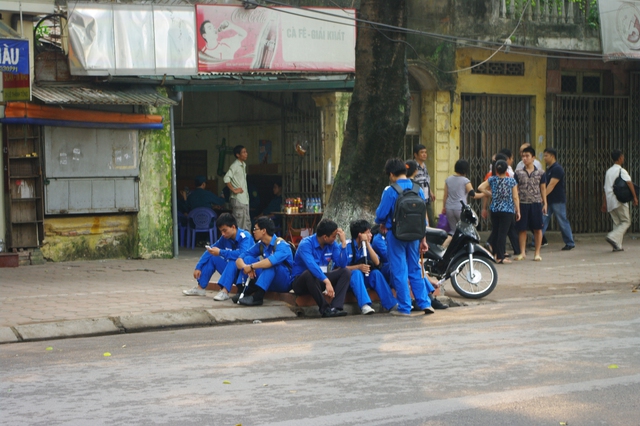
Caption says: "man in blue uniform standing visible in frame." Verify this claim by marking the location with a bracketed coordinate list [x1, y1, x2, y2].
[291, 219, 351, 318]
[375, 158, 433, 317]
[346, 219, 397, 314]
[182, 213, 253, 301]
[235, 217, 294, 306]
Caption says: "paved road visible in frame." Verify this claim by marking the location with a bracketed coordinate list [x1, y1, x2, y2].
[2, 290, 639, 425]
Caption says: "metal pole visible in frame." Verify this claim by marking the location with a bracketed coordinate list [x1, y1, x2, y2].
[170, 105, 179, 257]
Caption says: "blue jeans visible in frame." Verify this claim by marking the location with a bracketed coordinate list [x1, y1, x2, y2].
[542, 202, 575, 247]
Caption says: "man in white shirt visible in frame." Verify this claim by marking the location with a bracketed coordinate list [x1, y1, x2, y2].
[601, 149, 638, 251]
[515, 142, 543, 171]
[224, 145, 251, 231]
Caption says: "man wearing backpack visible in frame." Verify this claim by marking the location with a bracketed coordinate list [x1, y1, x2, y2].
[375, 158, 433, 317]
[602, 149, 638, 251]
[235, 217, 294, 306]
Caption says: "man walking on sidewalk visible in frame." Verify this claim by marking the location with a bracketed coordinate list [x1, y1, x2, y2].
[602, 149, 638, 252]
[542, 148, 575, 251]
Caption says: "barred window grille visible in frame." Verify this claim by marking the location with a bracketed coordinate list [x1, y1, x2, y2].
[471, 61, 524, 76]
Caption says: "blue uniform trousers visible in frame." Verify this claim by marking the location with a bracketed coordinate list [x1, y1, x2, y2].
[386, 231, 430, 314]
[242, 255, 292, 293]
[197, 254, 243, 291]
[350, 269, 397, 310]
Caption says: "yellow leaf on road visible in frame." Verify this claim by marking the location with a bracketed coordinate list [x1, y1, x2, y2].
[45, 347, 53, 351]
[223, 380, 231, 384]
[608, 364, 618, 369]
[103, 352, 111, 357]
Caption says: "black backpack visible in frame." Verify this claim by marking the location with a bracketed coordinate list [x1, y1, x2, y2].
[390, 182, 427, 241]
[613, 170, 639, 203]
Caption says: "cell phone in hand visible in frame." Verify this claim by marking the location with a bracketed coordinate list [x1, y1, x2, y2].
[205, 245, 211, 250]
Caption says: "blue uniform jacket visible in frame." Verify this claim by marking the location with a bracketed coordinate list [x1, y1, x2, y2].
[375, 178, 426, 229]
[195, 228, 253, 270]
[240, 235, 293, 268]
[291, 234, 348, 280]
[371, 233, 387, 264]
[346, 239, 369, 265]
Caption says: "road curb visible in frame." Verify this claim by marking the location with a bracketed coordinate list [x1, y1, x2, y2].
[206, 306, 298, 323]
[14, 318, 121, 342]
[0, 327, 19, 343]
[117, 311, 214, 332]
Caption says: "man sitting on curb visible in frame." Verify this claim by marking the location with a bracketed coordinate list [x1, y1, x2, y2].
[235, 217, 294, 306]
[291, 219, 351, 318]
[183, 213, 253, 300]
[346, 219, 397, 314]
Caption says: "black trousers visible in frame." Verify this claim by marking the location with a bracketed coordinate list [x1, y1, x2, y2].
[490, 211, 515, 260]
[488, 213, 520, 255]
[292, 269, 351, 313]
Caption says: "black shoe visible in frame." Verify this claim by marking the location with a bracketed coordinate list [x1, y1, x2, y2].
[605, 237, 621, 251]
[231, 289, 244, 304]
[410, 299, 420, 312]
[431, 298, 449, 309]
[322, 307, 347, 318]
[561, 245, 575, 251]
[238, 295, 263, 306]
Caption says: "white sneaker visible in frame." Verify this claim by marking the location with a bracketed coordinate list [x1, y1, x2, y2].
[183, 286, 206, 296]
[361, 305, 375, 315]
[213, 291, 230, 301]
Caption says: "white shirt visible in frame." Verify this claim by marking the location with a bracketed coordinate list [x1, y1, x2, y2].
[604, 164, 631, 212]
[515, 159, 543, 171]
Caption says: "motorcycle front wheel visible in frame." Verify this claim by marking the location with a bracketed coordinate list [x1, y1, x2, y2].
[450, 257, 497, 299]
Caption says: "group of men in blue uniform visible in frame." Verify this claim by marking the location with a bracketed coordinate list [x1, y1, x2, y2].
[182, 157, 449, 317]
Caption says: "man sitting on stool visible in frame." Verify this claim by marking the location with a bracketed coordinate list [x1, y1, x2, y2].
[235, 217, 294, 306]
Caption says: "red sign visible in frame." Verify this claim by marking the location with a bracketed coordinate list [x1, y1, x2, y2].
[3, 72, 30, 101]
[196, 5, 355, 73]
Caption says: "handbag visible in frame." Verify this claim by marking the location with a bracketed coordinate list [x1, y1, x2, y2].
[436, 213, 450, 233]
[613, 170, 639, 203]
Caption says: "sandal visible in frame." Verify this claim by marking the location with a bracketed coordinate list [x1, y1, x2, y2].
[534, 255, 542, 261]
[496, 258, 512, 264]
[513, 254, 525, 261]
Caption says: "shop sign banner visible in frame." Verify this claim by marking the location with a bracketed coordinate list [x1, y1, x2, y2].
[68, 4, 196, 76]
[599, 0, 640, 61]
[1, 38, 30, 101]
[196, 5, 355, 73]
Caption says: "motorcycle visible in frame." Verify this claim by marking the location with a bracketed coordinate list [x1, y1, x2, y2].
[423, 195, 497, 299]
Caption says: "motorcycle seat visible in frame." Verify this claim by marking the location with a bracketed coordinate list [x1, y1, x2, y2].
[425, 227, 448, 245]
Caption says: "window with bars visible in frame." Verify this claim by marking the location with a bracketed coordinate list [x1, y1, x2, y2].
[561, 72, 602, 94]
[470, 61, 525, 76]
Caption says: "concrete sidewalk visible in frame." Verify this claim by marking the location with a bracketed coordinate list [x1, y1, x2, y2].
[1, 232, 639, 343]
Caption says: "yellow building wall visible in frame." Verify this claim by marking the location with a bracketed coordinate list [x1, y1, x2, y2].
[41, 215, 136, 262]
[313, 92, 351, 202]
[430, 48, 547, 214]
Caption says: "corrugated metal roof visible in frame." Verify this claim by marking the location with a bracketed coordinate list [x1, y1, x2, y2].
[32, 85, 178, 106]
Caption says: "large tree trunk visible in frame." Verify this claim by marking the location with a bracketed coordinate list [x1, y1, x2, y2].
[325, 0, 411, 233]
